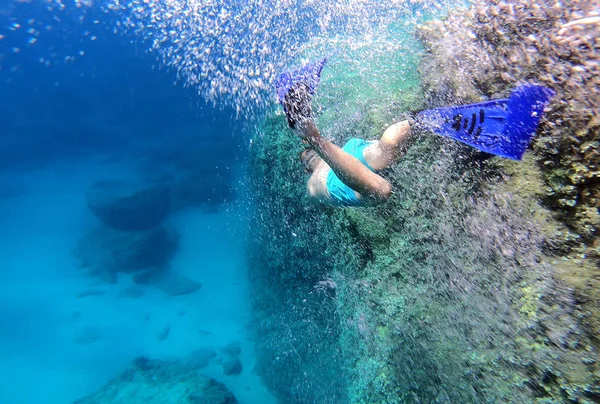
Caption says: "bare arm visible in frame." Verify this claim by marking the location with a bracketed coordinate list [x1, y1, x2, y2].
[300, 121, 392, 203]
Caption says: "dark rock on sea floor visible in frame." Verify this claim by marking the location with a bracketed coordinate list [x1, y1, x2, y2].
[74, 327, 102, 345]
[133, 268, 202, 296]
[222, 356, 242, 376]
[118, 286, 145, 299]
[184, 348, 217, 370]
[86, 180, 170, 231]
[157, 324, 171, 341]
[74, 225, 179, 283]
[221, 341, 242, 357]
[73, 358, 238, 404]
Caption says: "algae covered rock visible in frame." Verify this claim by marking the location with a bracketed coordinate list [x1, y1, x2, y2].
[86, 180, 171, 231]
[417, 0, 600, 252]
[246, 114, 351, 403]
[73, 358, 238, 404]
[415, 1, 600, 400]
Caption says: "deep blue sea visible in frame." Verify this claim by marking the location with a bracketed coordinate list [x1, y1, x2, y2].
[0, 1, 266, 402]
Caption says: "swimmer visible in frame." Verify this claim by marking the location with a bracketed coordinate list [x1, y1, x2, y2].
[295, 114, 410, 207]
[282, 79, 409, 207]
[277, 58, 555, 207]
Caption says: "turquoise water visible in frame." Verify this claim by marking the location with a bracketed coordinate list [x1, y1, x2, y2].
[1, 0, 598, 403]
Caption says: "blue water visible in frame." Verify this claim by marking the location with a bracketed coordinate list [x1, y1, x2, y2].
[0, 1, 271, 403]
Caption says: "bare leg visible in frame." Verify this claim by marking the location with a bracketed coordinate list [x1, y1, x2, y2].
[364, 120, 412, 170]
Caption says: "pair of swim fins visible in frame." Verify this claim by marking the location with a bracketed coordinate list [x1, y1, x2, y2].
[275, 58, 555, 160]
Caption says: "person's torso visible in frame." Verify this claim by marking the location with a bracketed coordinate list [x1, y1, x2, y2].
[324, 138, 377, 207]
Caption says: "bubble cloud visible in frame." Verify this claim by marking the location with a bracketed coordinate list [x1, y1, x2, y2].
[1, 0, 444, 117]
[108, 0, 436, 116]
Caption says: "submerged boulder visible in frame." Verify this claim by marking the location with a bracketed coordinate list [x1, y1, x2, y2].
[73, 358, 238, 404]
[74, 225, 179, 283]
[86, 181, 170, 231]
[133, 268, 202, 296]
[221, 341, 242, 357]
[222, 356, 243, 376]
[183, 348, 217, 370]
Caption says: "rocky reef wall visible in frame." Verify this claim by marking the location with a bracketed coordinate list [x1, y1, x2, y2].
[247, 116, 359, 403]
[414, 0, 599, 399]
[247, 1, 599, 402]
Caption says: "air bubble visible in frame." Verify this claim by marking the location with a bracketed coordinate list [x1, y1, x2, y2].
[105, 0, 425, 117]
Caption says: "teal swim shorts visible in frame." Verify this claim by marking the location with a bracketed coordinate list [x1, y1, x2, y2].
[326, 138, 376, 206]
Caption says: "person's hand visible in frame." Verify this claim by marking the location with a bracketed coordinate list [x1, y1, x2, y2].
[295, 119, 321, 143]
[283, 83, 313, 129]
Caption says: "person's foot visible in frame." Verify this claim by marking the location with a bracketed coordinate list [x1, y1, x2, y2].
[282, 82, 313, 128]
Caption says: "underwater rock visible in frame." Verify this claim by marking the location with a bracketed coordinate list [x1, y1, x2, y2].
[157, 325, 171, 341]
[416, 2, 600, 400]
[86, 180, 170, 231]
[73, 358, 238, 404]
[222, 356, 242, 376]
[416, 0, 600, 245]
[183, 348, 217, 370]
[133, 268, 202, 296]
[118, 286, 145, 299]
[247, 116, 349, 403]
[221, 341, 241, 357]
[74, 225, 179, 283]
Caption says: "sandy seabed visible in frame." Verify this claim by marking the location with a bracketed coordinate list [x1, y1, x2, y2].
[0, 158, 274, 404]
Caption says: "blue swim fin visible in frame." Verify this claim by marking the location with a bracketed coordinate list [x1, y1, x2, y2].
[276, 58, 327, 128]
[414, 85, 555, 160]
